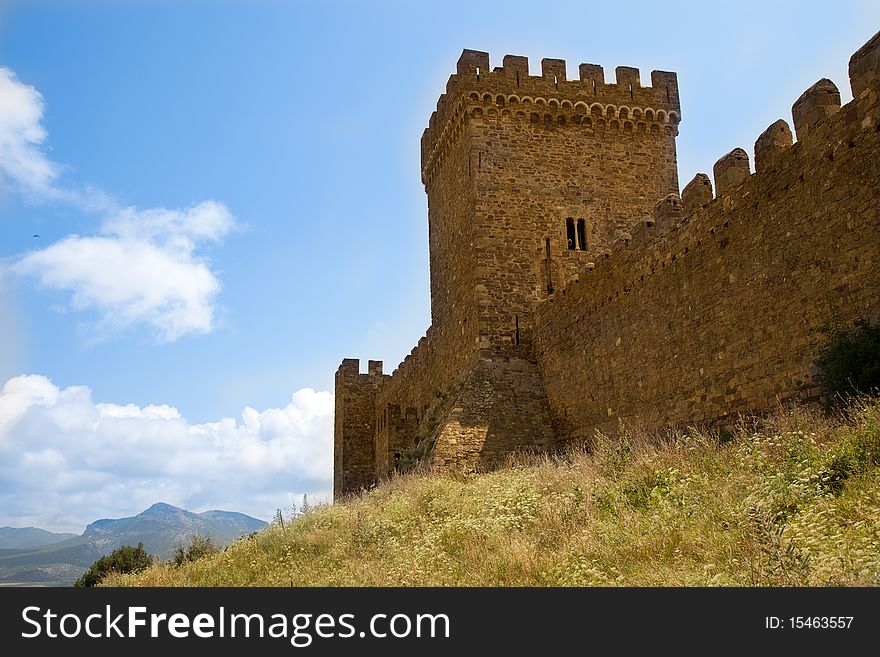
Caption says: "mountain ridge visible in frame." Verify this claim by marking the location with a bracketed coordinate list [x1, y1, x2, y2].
[0, 527, 78, 550]
[0, 503, 267, 586]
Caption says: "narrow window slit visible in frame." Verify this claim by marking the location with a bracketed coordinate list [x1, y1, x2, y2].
[566, 218, 576, 249]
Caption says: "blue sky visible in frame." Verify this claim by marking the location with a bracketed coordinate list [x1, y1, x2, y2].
[0, 0, 877, 531]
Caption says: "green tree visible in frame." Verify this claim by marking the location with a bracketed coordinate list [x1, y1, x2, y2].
[816, 319, 880, 404]
[74, 543, 153, 587]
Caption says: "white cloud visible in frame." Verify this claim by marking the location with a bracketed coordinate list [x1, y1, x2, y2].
[0, 67, 58, 195]
[0, 375, 333, 533]
[12, 201, 235, 342]
[0, 67, 236, 342]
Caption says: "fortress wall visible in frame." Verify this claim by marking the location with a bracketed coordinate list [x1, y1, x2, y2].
[533, 57, 880, 440]
[371, 322, 479, 478]
[334, 359, 385, 495]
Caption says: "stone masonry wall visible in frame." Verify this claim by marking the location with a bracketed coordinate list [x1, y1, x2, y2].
[533, 41, 880, 441]
[334, 359, 385, 495]
[430, 354, 556, 470]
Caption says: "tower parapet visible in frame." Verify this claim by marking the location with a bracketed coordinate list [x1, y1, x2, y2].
[421, 49, 681, 184]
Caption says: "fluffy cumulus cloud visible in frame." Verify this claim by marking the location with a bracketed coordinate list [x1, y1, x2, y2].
[0, 66, 236, 341]
[12, 202, 235, 341]
[0, 375, 333, 533]
[0, 67, 58, 195]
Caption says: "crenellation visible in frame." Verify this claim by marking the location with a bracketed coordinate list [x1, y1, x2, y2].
[792, 79, 841, 142]
[615, 66, 640, 87]
[754, 119, 793, 172]
[681, 173, 713, 213]
[541, 57, 567, 81]
[457, 49, 489, 77]
[850, 30, 880, 98]
[502, 54, 529, 80]
[650, 70, 679, 105]
[338, 358, 360, 375]
[713, 148, 750, 195]
[579, 63, 604, 86]
[533, 33, 880, 440]
[630, 219, 657, 248]
[652, 193, 683, 233]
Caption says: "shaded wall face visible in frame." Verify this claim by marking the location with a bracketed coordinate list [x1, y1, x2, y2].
[534, 94, 880, 441]
[427, 122, 479, 343]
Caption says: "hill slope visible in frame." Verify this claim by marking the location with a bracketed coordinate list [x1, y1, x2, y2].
[112, 400, 880, 587]
[0, 504, 267, 586]
[0, 527, 78, 550]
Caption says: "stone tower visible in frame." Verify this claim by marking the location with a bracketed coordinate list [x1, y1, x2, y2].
[335, 49, 682, 498]
[422, 50, 681, 354]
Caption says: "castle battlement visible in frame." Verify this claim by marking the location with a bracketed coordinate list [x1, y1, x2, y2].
[333, 31, 880, 500]
[420, 49, 681, 184]
[538, 45, 878, 310]
[533, 39, 880, 438]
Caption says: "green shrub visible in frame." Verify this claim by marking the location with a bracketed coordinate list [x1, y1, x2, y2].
[75, 543, 153, 587]
[173, 535, 218, 567]
[815, 319, 880, 404]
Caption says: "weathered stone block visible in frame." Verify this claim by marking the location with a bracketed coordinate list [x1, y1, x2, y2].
[713, 148, 750, 195]
[652, 193, 683, 233]
[541, 58, 566, 81]
[615, 66, 640, 87]
[579, 63, 604, 84]
[502, 54, 529, 79]
[630, 220, 656, 248]
[792, 79, 841, 141]
[754, 119, 793, 172]
[457, 49, 489, 77]
[849, 29, 880, 98]
[681, 173, 713, 212]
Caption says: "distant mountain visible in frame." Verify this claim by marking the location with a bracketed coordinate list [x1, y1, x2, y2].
[0, 503, 267, 586]
[0, 527, 78, 550]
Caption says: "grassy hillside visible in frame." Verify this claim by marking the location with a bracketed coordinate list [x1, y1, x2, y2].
[110, 399, 880, 587]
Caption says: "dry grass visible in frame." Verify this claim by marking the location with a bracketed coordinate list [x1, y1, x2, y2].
[107, 399, 880, 587]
